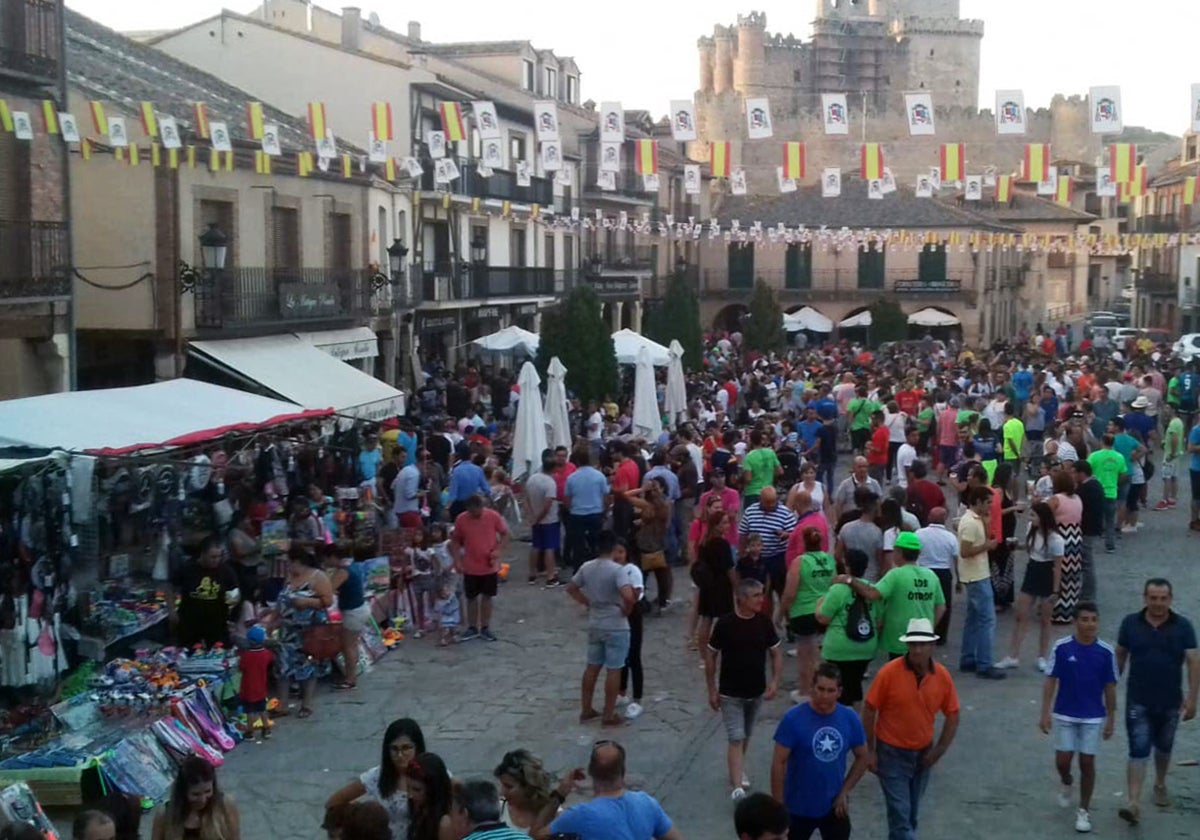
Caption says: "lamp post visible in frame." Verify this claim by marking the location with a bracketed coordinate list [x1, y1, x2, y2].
[469, 236, 487, 297]
[175, 223, 229, 377]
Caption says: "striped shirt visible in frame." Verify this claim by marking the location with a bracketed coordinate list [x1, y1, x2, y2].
[465, 824, 530, 840]
[739, 503, 798, 556]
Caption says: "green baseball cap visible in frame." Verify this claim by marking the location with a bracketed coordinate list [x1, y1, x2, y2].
[894, 531, 922, 551]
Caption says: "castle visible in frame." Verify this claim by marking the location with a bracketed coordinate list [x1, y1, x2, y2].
[695, 2, 1102, 190]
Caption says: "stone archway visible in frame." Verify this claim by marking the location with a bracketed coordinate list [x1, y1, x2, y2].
[712, 303, 749, 334]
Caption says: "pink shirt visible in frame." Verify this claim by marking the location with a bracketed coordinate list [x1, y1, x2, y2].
[786, 509, 830, 565]
[451, 508, 508, 576]
[699, 487, 741, 547]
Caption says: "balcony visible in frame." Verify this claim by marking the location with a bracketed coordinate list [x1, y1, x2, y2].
[1136, 271, 1177, 295]
[1136, 215, 1181, 234]
[582, 165, 656, 201]
[701, 269, 977, 305]
[0, 0, 61, 83]
[420, 264, 558, 302]
[419, 157, 553, 206]
[0, 220, 70, 301]
[589, 244, 658, 273]
[193, 267, 379, 330]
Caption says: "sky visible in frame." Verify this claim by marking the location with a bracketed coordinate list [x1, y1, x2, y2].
[65, 0, 1195, 133]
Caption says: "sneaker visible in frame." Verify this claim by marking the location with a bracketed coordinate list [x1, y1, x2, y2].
[741, 773, 751, 788]
[625, 702, 643, 720]
[615, 694, 630, 707]
[1154, 500, 1171, 511]
[527, 576, 539, 585]
[976, 669, 1007, 680]
[994, 656, 1020, 670]
[480, 628, 498, 642]
[1120, 525, 1138, 534]
[461, 627, 480, 642]
[1036, 657, 1049, 674]
[1167, 498, 1177, 507]
[1057, 783, 1073, 808]
[544, 578, 563, 588]
[730, 787, 747, 801]
[1074, 808, 1092, 833]
[789, 690, 809, 704]
[1153, 783, 1169, 807]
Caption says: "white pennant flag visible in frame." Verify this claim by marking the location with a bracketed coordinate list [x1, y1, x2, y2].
[541, 139, 562, 171]
[107, 116, 128, 147]
[556, 167, 573, 186]
[316, 130, 337, 160]
[745, 97, 773, 139]
[12, 112, 32, 141]
[597, 169, 616, 191]
[904, 93, 936, 136]
[880, 167, 897, 194]
[915, 173, 934, 198]
[482, 138, 504, 169]
[59, 113, 80, 143]
[994, 90, 1026, 135]
[776, 166, 797, 194]
[1191, 84, 1200, 133]
[683, 164, 701, 195]
[472, 101, 501, 139]
[599, 102, 624, 142]
[964, 175, 983, 200]
[928, 167, 942, 192]
[1038, 165, 1058, 196]
[670, 100, 698, 141]
[159, 116, 181, 149]
[867, 179, 884, 200]
[367, 132, 387, 163]
[821, 93, 850, 135]
[1096, 168, 1117, 197]
[643, 173, 660, 193]
[402, 157, 424, 178]
[533, 101, 560, 141]
[261, 124, 282, 157]
[515, 160, 531, 187]
[427, 130, 446, 159]
[730, 167, 747, 195]
[1089, 86, 1123, 134]
[822, 167, 841, 197]
[600, 141, 621, 172]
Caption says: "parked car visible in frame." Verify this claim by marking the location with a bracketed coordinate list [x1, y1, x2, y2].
[1174, 333, 1200, 360]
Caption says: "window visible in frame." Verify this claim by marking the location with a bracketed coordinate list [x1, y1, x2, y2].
[917, 244, 947, 283]
[522, 59, 535, 91]
[470, 225, 488, 264]
[510, 227, 527, 267]
[270, 206, 300, 272]
[728, 243, 754, 289]
[793, 69, 802, 83]
[544, 234, 555, 269]
[328, 212, 352, 270]
[566, 75, 578, 105]
[785, 243, 812, 289]
[545, 67, 558, 98]
[857, 246, 885, 289]
[510, 132, 527, 165]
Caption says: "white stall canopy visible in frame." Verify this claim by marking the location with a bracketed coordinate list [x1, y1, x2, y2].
[907, 307, 961, 327]
[472, 325, 540, 356]
[783, 307, 833, 333]
[294, 326, 379, 361]
[839, 311, 874, 328]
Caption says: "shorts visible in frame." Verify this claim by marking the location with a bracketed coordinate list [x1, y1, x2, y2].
[824, 659, 871, 705]
[1126, 483, 1144, 512]
[789, 810, 851, 840]
[1161, 460, 1179, 480]
[763, 553, 787, 594]
[463, 573, 499, 599]
[1126, 703, 1180, 760]
[1019, 561, 1055, 598]
[850, 428, 869, 452]
[719, 695, 763, 743]
[241, 698, 267, 713]
[531, 522, 561, 552]
[341, 604, 371, 634]
[788, 613, 824, 637]
[1053, 719, 1102, 755]
[1191, 470, 1200, 499]
[939, 445, 958, 467]
[640, 550, 667, 572]
[586, 628, 631, 669]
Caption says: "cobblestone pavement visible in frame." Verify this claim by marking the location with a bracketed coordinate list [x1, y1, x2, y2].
[210, 499, 1198, 839]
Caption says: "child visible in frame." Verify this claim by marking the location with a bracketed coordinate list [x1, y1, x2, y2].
[433, 578, 461, 646]
[427, 524, 464, 622]
[735, 534, 770, 614]
[238, 625, 274, 743]
[407, 532, 438, 636]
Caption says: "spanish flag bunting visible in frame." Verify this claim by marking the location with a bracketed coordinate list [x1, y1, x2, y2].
[255, 150, 272, 175]
[1055, 174, 1072, 205]
[341, 153, 353, 178]
[89, 101, 106, 134]
[297, 151, 313, 177]
[635, 139, 657, 175]
[1185, 175, 1197, 205]
[1023, 143, 1050, 182]
[186, 146, 196, 169]
[0, 100, 12, 132]
[151, 144, 161, 167]
[168, 148, 179, 169]
[939, 143, 965, 182]
[1109, 143, 1136, 183]
[246, 102, 266, 140]
[501, 200, 512, 217]
[782, 141, 805, 180]
[860, 143, 884, 180]
[441, 193, 451, 210]
[209, 148, 220, 172]
[139, 102, 158, 137]
[193, 103, 211, 139]
[307, 101, 328, 142]
[531, 204, 540, 219]
[41, 101, 58, 134]
[371, 102, 393, 142]
[1118, 182, 1133, 203]
[439, 102, 466, 143]
[114, 147, 124, 162]
[471, 197, 481, 213]
[384, 157, 397, 181]
[223, 151, 234, 171]
[80, 138, 92, 160]
[996, 173, 1013, 203]
[128, 144, 140, 166]
[1129, 164, 1148, 196]
[710, 141, 731, 178]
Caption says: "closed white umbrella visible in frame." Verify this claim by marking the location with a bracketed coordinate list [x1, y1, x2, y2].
[665, 339, 688, 430]
[544, 356, 572, 450]
[632, 346, 662, 440]
[511, 361, 548, 482]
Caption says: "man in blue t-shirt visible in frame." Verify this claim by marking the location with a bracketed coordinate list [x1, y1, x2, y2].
[797, 406, 824, 460]
[1038, 601, 1117, 834]
[770, 663, 869, 838]
[549, 741, 682, 840]
[1188, 421, 1200, 527]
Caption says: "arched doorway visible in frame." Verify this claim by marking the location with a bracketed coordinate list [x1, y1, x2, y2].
[712, 303, 749, 334]
[784, 305, 833, 348]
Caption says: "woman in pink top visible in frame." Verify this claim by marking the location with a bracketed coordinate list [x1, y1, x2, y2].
[785, 489, 830, 564]
[1047, 470, 1083, 624]
[697, 469, 740, 549]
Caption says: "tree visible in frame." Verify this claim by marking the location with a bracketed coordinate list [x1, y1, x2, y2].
[535, 283, 618, 406]
[742, 279, 785, 354]
[868, 298, 908, 345]
[644, 269, 703, 372]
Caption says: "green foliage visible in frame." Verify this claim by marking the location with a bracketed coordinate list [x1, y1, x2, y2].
[535, 284, 618, 405]
[869, 298, 909, 345]
[644, 271, 703, 372]
[742, 279, 785, 354]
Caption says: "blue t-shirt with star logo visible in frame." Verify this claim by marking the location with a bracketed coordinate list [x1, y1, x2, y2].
[773, 701, 866, 818]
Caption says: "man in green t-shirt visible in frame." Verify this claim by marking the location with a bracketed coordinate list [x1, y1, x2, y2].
[1001, 402, 1025, 498]
[856, 532, 946, 658]
[1156, 404, 1185, 510]
[1086, 434, 1127, 553]
[846, 386, 879, 454]
[742, 429, 781, 499]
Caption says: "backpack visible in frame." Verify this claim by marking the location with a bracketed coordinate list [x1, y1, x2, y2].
[844, 588, 876, 643]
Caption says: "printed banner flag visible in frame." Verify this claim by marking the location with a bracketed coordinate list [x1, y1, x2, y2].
[600, 141, 621, 172]
[940, 143, 965, 182]
[600, 102, 624, 142]
[1037, 165, 1058, 196]
[821, 94, 849, 135]
[643, 173, 661, 193]
[1024, 143, 1050, 182]
[915, 173, 934, 198]
[427, 130, 446, 159]
[11, 112, 31, 141]
[860, 143, 884, 180]
[88, 101, 106, 134]
[597, 169, 616, 191]
[904, 93, 936, 136]
[107, 116, 128, 147]
[994, 90, 1026, 135]
[371, 102, 393, 141]
[776, 166, 797, 194]
[1109, 143, 1137, 183]
[822, 167, 841, 198]
[245, 102, 265, 140]
[1185, 175, 1197, 206]
[193, 103, 210, 139]
[307, 101, 328, 142]
[402, 157, 423, 178]
[40, 101, 58, 134]
[533, 101, 559, 141]
[541, 139, 562, 171]
[1089, 86, 1123, 134]
[928, 167, 942, 192]
[473, 101, 500, 139]
[483, 138, 504, 169]
[782, 142, 805, 180]
[439, 102, 466, 142]
[880, 167, 896, 194]
[1055, 174, 1073, 205]
[59, 113, 79, 143]
[367, 132, 386, 163]
[635, 139, 657, 175]
[261, 124, 282, 156]
[316, 131, 337, 160]
[210, 121, 232, 152]
[867, 179, 884, 200]
[1192, 84, 1200, 133]
[996, 174, 1013, 202]
[670, 100, 698, 141]
[684, 164, 701, 195]
[711, 141, 731, 178]
[159, 115, 181, 149]
[745, 97, 773, 139]
[730, 167, 747, 195]
[1096, 168, 1117, 197]
[514, 160, 531, 186]
[965, 175, 983, 201]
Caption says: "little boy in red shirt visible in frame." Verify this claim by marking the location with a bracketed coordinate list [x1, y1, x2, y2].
[239, 625, 274, 743]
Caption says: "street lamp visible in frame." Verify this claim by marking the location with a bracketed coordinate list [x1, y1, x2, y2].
[470, 236, 488, 265]
[387, 238, 409, 277]
[199, 223, 228, 271]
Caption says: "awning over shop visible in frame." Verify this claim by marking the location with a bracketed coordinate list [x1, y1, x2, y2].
[908, 307, 961, 327]
[294, 326, 379, 361]
[784, 307, 833, 333]
[0, 380, 331, 456]
[839, 311, 873, 328]
[190, 335, 405, 421]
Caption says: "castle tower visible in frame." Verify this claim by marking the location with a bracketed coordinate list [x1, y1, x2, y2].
[732, 12, 767, 95]
[698, 37, 715, 93]
[712, 26, 734, 94]
[890, 0, 983, 109]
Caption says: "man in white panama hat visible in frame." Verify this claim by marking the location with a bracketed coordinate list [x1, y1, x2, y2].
[863, 618, 960, 839]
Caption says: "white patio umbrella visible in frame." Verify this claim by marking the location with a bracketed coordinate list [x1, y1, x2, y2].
[907, 307, 961, 327]
[611, 329, 671, 365]
[544, 356, 572, 450]
[632, 345, 663, 440]
[511, 361, 548, 482]
[839, 311, 873, 328]
[665, 340, 688, 430]
[784, 306, 834, 333]
[472, 325, 540, 355]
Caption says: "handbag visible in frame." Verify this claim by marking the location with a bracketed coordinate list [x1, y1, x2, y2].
[302, 623, 342, 661]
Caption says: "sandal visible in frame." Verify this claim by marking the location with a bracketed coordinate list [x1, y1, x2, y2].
[297, 707, 314, 719]
[333, 681, 357, 690]
[579, 709, 601, 723]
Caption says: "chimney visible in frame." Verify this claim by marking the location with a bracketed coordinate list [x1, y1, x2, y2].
[407, 21, 421, 42]
[342, 7, 361, 50]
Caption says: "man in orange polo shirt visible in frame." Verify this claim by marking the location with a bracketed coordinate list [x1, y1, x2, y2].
[863, 617, 960, 840]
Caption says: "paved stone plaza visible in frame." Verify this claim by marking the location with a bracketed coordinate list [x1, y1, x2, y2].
[217, 504, 1198, 839]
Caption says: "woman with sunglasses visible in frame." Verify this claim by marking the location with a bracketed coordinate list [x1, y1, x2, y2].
[326, 718, 427, 840]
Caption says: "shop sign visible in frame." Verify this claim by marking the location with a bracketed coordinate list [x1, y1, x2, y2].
[515, 304, 539, 316]
[591, 277, 640, 297]
[420, 314, 458, 331]
[472, 306, 502, 320]
[279, 283, 342, 318]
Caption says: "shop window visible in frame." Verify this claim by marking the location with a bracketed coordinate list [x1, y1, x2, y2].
[918, 244, 946, 283]
[728, 243, 754, 289]
[785, 243, 812, 289]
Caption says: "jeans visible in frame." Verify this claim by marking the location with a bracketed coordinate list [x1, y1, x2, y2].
[1126, 703, 1181, 760]
[931, 568, 953, 645]
[818, 460, 836, 496]
[565, 513, 603, 571]
[877, 741, 931, 840]
[1079, 535, 1097, 601]
[960, 578, 996, 672]
[1102, 498, 1118, 550]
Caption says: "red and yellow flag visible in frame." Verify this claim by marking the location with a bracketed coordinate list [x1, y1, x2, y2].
[127, 144, 140, 167]
[168, 148, 179, 170]
[341, 153, 353, 179]
[1185, 175, 1197, 206]
[80, 138, 92, 160]
[860, 143, 884, 180]
[297, 151, 313, 177]
[88, 101, 106, 134]
[139, 102, 158, 137]
[1023, 143, 1050, 182]
[0, 100, 12, 132]
[186, 146, 196, 169]
[1109, 143, 1136, 183]
[635, 139, 657, 175]
[1055, 174, 1072, 206]
[254, 150, 272, 175]
[439, 102, 466, 143]
[307, 101, 328, 142]
[384, 157, 397, 181]
[246, 102, 266, 140]
[151, 144, 161, 167]
[939, 143, 965, 182]
[193, 103, 211, 139]
[1129, 164, 1148, 196]
[996, 174, 1013, 203]
[40, 101, 58, 134]
[371, 102, 393, 141]
[782, 142, 805, 180]
[710, 141, 731, 177]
